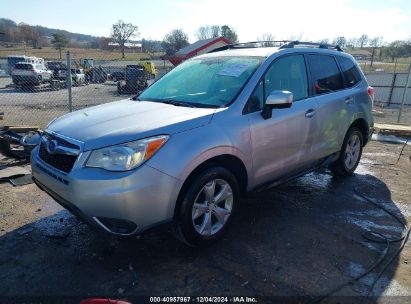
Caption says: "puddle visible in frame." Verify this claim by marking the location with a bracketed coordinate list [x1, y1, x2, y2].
[354, 194, 411, 218]
[363, 152, 396, 157]
[346, 261, 366, 278]
[342, 216, 403, 233]
[372, 134, 411, 146]
[297, 172, 333, 191]
[355, 162, 374, 175]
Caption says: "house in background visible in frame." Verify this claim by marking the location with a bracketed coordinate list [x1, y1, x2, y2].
[168, 37, 230, 66]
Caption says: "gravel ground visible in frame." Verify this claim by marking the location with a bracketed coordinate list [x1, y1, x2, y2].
[0, 139, 410, 303]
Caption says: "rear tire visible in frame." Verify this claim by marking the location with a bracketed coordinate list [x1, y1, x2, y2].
[175, 167, 239, 247]
[330, 127, 363, 176]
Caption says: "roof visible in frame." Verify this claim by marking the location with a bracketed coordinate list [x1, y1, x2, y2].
[199, 47, 280, 58]
[199, 45, 349, 59]
[175, 37, 230, 56]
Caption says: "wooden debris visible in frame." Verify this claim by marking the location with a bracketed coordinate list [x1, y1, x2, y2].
[373, 123, 411, 137]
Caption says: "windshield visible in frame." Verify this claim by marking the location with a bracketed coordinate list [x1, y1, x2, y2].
[138, 56, 262, 108]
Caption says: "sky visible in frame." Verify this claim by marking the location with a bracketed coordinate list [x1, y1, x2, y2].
[1, 0, 410, 43]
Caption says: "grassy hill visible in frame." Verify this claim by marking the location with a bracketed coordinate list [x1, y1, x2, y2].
[0, 46, 151, 61]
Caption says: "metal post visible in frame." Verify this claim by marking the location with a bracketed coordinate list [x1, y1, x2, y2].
[397, 62, 411, 123]
[66, 50, 72, 112]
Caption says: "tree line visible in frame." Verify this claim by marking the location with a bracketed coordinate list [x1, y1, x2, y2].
[1, 17, 410, 62]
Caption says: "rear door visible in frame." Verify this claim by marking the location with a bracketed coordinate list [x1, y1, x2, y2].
[306, 54, 354, 158]
[246, 54, 319, 186]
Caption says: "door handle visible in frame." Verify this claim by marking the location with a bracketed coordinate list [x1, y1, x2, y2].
[345, 96, 354, 104]
[305, 109, 316, 118]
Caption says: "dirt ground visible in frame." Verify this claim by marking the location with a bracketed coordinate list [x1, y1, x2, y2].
[0, 139, 410, 303]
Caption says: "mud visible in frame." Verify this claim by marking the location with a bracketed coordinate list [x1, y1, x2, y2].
[0, 140, 410, 303]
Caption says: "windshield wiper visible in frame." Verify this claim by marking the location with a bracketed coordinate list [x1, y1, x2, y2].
[156, 100, 195, 108]
[131, 96, 141, 101]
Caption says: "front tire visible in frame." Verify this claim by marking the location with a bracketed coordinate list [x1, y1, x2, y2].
[330, 127, 363, 176]
[176, 167, 239, 247]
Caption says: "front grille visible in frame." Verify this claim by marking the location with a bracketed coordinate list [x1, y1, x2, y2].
[38, 140, 78, 173]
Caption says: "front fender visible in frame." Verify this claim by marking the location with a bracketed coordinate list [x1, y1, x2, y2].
[147, 123, 251, 185]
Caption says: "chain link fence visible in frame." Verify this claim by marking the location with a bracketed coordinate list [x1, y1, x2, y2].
[364, 61, 411, 125]
[0, 49, 410, 129]
[0, 50, 172, 129]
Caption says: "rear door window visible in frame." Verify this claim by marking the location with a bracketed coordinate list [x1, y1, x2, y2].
[307, 55, 343, 95]
[337, 56, 362, 88]
[15, 64, 31, 70]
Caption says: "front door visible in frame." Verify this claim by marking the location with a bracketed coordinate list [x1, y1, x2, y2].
[245, 54, 319, 187]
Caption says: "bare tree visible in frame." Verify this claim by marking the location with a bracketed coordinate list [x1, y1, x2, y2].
[257, 33, 276, 46]
[347, 37, 357, 49]
[369, 37, 383, 67]
[195, 25, 238, 43]
[111, 20, 139, 59]
[18, 23, 40, 48]
[318, 38, 330, 45]
[210, 25, 220, 38]
[162, 29, 189, 55]
[195, 26, 210, 40]
[333, 36, 347, 47]
[358, 34, 368, 48]
[288, 33, 303, 41]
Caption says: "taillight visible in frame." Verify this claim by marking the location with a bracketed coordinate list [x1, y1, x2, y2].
[367, 86, 375, 102]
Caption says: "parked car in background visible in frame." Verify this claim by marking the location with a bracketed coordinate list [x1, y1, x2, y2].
[110, 71, 125, 82]
[12, 62, 52, 87]
[7, 55, 45, 75]
[57, 68, 86, 85]
[46, 61, 66, 79]
[32, 41, 374, 246]
[0, 69, 8, 77]
[71, 68, 86, 86]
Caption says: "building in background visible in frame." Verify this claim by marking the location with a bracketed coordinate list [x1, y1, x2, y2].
[168, 37, 230, 66]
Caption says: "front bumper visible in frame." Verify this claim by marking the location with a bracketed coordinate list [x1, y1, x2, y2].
[31, 146, 182, 235]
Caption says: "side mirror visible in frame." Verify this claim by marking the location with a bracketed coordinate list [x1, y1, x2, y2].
[261, 90, 293, 119]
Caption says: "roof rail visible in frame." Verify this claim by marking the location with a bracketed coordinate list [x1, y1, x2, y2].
[279, 41, 343, 51]
[209, 40, 292, 53]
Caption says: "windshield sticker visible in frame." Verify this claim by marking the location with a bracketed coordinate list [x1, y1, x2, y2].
[218, 64, 249, 77]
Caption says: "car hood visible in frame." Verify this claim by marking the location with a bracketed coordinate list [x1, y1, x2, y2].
[47, 99, 217, 151]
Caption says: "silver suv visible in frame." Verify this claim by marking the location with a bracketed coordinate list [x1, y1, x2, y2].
[31, 41, 374, 246]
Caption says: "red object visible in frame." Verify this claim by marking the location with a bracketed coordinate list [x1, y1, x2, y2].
[168, 37, 230, 66]
[367, 86, 375, 101]
[80, 299, 132, 304]
[185, 37, 230, 58]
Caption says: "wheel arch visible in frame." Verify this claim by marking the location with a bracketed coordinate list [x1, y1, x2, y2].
[173, 154, 248, 220]
[349, 118, 370, 146]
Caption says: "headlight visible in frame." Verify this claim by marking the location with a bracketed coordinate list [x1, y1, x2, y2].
[86, 135, 169, 171]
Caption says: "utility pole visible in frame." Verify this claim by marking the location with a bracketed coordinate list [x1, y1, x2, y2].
[397, 61, 411, 123]
[66, 50, 72, 112]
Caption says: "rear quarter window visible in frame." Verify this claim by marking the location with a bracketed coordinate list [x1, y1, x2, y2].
[337, 56, 362, 88]
[15, 64, 32, 70]
[307, 54, 343, 95]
